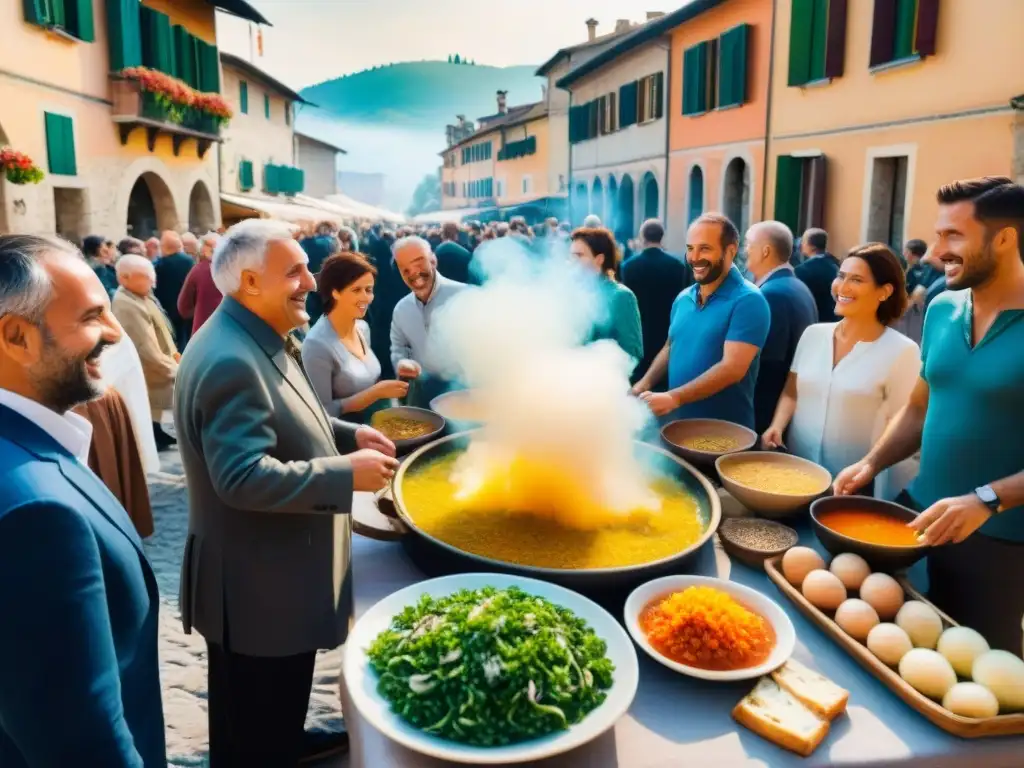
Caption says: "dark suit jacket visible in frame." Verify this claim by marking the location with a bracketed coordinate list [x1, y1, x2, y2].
[154, 251, 195, 351]
[621, 247, 693, 383]
[434, 240, 473, 284]
[794, 252, 840, 323]
[0, 405, 166, 767]
[754, 269, 819, 434]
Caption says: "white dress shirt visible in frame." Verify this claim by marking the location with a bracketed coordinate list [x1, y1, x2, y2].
[99, 336, 161, 474]
[0, 388, 93, 463]
[787, 323, 921, 499]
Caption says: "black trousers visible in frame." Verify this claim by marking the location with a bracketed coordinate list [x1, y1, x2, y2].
[206, 640, 317, 768]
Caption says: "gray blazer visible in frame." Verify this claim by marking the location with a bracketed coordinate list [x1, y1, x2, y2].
[172, 297, 359, 657]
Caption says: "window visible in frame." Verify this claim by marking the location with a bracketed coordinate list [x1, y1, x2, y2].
[867, 155, 909, 251]
[496, 178, 506, 198]
[23, 0, 95, 42]
[522, 175, 533, 195]
[869, 0, 940, 68]
[618, 81, 639, 128]
[263, 164, 304, 196]
[107, 0, 143, 70]
[264, 94, 271, 120]
[54, 187, 88, 242]
[718, 24, 749, 107]
[238, 160, 254, 191]
[239, 81, 248, 113]
[788, 0, 849, 85]
[285, 104, 291, 126]
[599, 92, 618, 134]
[683, 25, 750, 115]
[774, 154, 828, 236]
[44, 112, 77, 176]
[499, 136, 536, 160]
[638, 72, 665, 123]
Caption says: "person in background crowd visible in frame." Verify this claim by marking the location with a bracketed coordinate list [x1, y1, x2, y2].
[435, 221, 473, 284]
[904, 238, 935, 294]
[174, 219, 398, 767]
[118, 236, 145, 257]
[144, 236, 161, 262]
[365, 230, 406, 380]
[82, 234, 118, 297]
[796, 227, 841, 322]
[301, 221, 343, 326]
[583, 214, 602, 228]
[835, 177, 1024, 653]
[178, 231, 222, 335]
[745, 221, 819, 434]
[634, 214, 770, 430]
[466, 221, 482, 251]
[303, 252, 408, 421]
[0, 234, 166, 767]
[909, 244, 947, 311]
[763, 243, 920, 498]
[339, 225, 359, 253]
[181, 231, 200, 260]
[112, 254, 179, 450]
[390, 235, 469, 407]
[153, 230, 195, 351]
[570, 227, 643, 371]
[494, 221, 510, 238]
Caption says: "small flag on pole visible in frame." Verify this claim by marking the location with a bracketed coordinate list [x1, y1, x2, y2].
[257, 27, 264, 56]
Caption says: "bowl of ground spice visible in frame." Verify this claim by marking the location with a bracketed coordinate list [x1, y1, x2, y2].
[661, 418, 758, 468]
[718, 518, 799, 569]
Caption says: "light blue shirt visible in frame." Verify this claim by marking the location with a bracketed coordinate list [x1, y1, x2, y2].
[389, 272, 468, 374]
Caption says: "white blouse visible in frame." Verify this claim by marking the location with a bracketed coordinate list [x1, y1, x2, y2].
[787, 323, 921, 500]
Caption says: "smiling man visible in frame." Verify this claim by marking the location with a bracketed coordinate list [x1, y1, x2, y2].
[173, 219, 399, 766]
[0, 235, 167, 767]
[634, 213, 770, 429]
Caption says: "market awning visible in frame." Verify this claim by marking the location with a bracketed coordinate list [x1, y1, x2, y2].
[498, 195, 567, 221]
[220, 193, 347, 225]
[321, 193, 406, 224]
[412, 206, 487, 224]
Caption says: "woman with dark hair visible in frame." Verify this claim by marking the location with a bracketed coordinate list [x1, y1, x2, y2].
[762, 243, 921, 498]
[570, 227, 643, 371]
[301, 251, 409, 421]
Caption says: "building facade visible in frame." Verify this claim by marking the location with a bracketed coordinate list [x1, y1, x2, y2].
[557, 23, 669, 239]
[0, 0, 266, 240]
[665, 0, 773, 252]
[766, 0, 1024, 257]
[296, 132, 346, 199]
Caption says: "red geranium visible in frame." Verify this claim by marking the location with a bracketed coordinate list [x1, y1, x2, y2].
[0, 146, 44, 184]
[120, 67, 233, 127]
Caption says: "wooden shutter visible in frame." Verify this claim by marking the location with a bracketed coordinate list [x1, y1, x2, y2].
[915, 0, 939, 56]
[67, 0, 95, 41]
[588, 100, 599, 139]
[619, 81, 638, 127]
[807, 0, 828, 81]
[45, 113, 76, 176]
[719, 24, 749, 107]
[23, 0, 52, 25]
[788, 0, 815, 85]
[773, 155, 803, 235]
[683, 45, 700, 113]
[824, 0, 849, 78]
[597, 96, 606, 134]
[654, 71, 665, 119]
[173, 26, 196, 86]
[264, 94, 271, 119]
[893, 0, 917, 59]
[106, 0, 143, 70]
[293, 167, 305, 195]
[50, 0, 65, 27]
[199, 40, 220, 92]
[869, 0, 896, 68]
[264, 164, 279, 194]
[239, 80, 248, 113]
[807, 155, 828, 229]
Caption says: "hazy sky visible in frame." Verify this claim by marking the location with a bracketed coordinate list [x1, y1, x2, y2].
[217, 0, 663, 88]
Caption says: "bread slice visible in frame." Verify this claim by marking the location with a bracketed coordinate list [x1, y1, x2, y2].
[733, 677, 830, 758]
[771, 658, 849, 720]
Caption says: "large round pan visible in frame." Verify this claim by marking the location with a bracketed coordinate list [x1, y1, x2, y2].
[378, 431, 722, 595]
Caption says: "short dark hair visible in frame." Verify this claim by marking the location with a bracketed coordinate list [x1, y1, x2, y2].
[82, 235, 104, 258]
[846, 242, 909, 326]
[803, 228, 828, 253]
[571, 226, 620, 275]
[640, 219, 665, 244]
[118, 237, 143, 255]
[937, 176, 1024, 246]
[318, 251, 377, 314]
[904, 239, 928, 258]
[693, 213, 739, 251]
[441, 221, 460, 240]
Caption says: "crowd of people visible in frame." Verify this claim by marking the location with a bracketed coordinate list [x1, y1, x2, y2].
[0, 174, 1022, 766]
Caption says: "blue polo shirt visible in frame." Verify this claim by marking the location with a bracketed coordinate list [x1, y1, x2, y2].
[667, 265, 771, 429]
[910, 291, 1024, 542]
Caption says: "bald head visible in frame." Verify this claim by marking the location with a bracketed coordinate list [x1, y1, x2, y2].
[745, 220, 794, 281]
[160, 230, 183, 257]
[181, 231, 199, 258]
[144, 238, 160, 261]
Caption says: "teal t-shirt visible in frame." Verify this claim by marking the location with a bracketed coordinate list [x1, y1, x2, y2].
[591, 279, 644, 370]
[910, 290, 1024, 542]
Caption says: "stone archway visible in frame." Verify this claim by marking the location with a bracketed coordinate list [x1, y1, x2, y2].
[188, 180, 216, 233]
[688, 165, 704, 224]
[723, 157, 751, 236]
[126, 171, 177, 239]
[591, 177, 604, 223]
[616, 174, 634, 243]
[606, 175, 618, 233]
[641, 171, 659, 220]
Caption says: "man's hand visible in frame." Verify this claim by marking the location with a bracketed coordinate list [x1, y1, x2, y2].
[349, 449, 400, 492]
[833, 459, 877, 496]
[761, 425, 785, 450]
[396, 359, 422, 379]
[355, 426, 396, 457]
[630, 378, 650, 396]
[909, 493, 993, 545]
[638, 391, 678, 417]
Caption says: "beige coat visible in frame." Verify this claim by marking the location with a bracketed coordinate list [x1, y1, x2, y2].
[111, 287, 178, 420]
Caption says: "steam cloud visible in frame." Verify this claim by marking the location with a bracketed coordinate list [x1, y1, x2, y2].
[427, 238, 661, 530]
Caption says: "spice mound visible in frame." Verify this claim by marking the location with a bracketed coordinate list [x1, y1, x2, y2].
[640, 586, 776, 671]
[720, 518, 798, 553]
[371, 411, 436, 441]
[680, 435, 740, 452]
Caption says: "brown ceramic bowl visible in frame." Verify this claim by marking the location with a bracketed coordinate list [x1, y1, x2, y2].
[715, 451, 832, 519]
[370, 406, 446, 456]
[661, 418, 758, 468]
[810, 495, 929, 573]
[429, 389, 485, 430]
[718, 518, 799, 569]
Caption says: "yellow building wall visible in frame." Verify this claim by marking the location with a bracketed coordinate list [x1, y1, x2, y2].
[494, 118, 550, 207]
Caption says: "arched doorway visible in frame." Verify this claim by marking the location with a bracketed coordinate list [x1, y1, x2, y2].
[688, 166, 704, 224]
[188, 180, 216, 233]
[606, 176, 618, 234]
[591, 177, 604, 223]
[641, 172, 659, 220]
[616, 174, 634, 244]
[723, 157, 751, 237]
[573, 182, 588, 225]
[126, 172, 177, 239]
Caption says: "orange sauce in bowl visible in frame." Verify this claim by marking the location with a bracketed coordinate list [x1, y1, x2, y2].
[817, 509, 921, 547]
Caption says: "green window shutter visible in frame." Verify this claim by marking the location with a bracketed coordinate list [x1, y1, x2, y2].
[773, 155, 803, 235]
[50, 0, 66, 27]
[809, 0, 829, 80]
[264, 94, 271, 119]
[788, 0, 815, 86]
[719, 24, 749, 108]
[239, 80, 248, 113]
[264, 163, 279, 194]
[106, 0, 142, 70]
[173, 26, 197, 86]
[23, 0, 53, 25]
[196, 40, 220, 92]
[294, 167, 305, 194]
[140, 6, 174, 73]
[619, 81, 638, 127]
[893, 0, 917, 59]
[45, 112, 76, 176]
[654, 71, 665, 119]
[67, 0, 95, 41]
[682, 44, 708, 115]
[239, 160, 253, 191]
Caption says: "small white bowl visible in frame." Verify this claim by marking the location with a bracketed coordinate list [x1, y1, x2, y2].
[624, 574, 796, 682]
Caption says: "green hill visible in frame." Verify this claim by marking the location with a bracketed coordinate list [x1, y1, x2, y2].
[300, 61, 544, 127]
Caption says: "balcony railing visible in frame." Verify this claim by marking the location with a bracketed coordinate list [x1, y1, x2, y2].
[110, 75, 222, 159]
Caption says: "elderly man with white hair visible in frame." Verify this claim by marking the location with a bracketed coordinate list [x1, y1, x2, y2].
[743, 220, 818, 434]
[110, 253, 179, 449]
[172, 218, 398, 767]
[389, 234, 469, 406]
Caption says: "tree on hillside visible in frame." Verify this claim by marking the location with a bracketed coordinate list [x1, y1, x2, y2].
[454, 54, 461, 64]
[407, 172, 441, 217]
[447, 54, 452, 63]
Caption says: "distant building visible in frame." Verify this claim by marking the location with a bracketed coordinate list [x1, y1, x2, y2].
[337, 171, 386, 207]
[296, 132, 347, 198]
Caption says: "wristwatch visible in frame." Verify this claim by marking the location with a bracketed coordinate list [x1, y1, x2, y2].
[975, 485, 1002, 515]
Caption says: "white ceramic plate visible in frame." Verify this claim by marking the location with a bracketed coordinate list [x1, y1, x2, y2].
[344, 573, 639, 764]
[624, 574, 795, 682]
